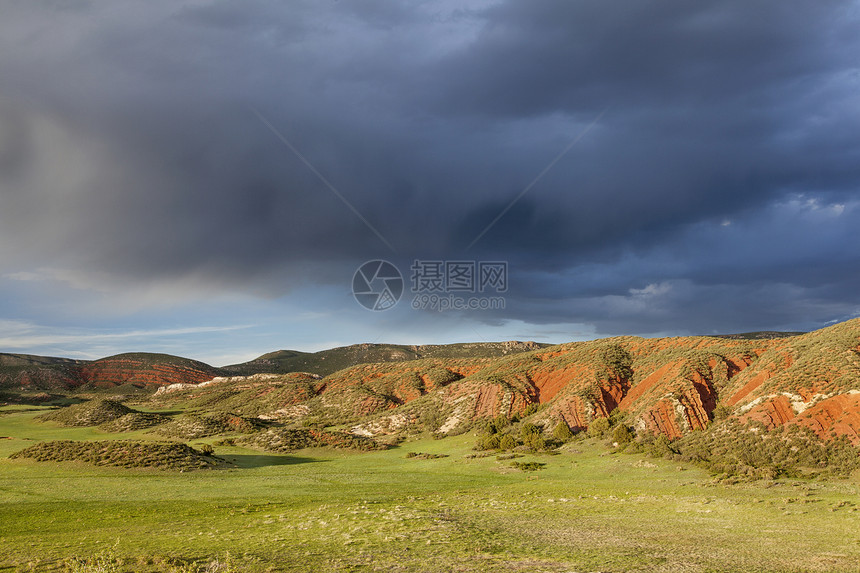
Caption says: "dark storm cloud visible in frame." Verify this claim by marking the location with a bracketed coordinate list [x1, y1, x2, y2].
[1, 0, 859, 334]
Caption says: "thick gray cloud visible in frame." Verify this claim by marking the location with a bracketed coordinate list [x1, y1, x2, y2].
[1, 0, 859, 338]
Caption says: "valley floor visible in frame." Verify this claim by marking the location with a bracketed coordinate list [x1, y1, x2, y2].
[1, 406, 859, 572]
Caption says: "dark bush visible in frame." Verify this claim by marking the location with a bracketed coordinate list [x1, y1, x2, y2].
[552, 421, 573, 442]
[499, 434, 518, 450]
[611, 424, 633, 445]
[510, 461, 546, 471]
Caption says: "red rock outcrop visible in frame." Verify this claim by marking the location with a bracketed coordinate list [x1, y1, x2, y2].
[791, 393, 860, 444]
[742, 395, 796, 429]
[643, 399, 683, 439]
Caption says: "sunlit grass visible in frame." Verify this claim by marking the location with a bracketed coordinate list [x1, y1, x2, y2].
[0, 410, 858, 572]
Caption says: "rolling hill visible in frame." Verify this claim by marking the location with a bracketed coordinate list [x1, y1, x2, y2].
[4, 320, 860, 443]
[221, 341, 546, 376]
[0, 352, 223, 396]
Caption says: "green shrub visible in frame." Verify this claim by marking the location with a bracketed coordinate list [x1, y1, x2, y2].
[419, 409, 443, 432]
[520, 422, 541, 439]
[552, 421, 573, 442]
[587, 417, 610, 438]
[510, 461, 546, 471]
[611, 424, 633, 445]
[523, 403, 541, 417]
[523, 433, 546, 451]
[711, 404, 732, 421]
[499, 434, 518, 450]
[484, 415, 511, 435]
[476, 434, 501, 451]
[648, 434, 675, 457]
[608, 408, 628, 427]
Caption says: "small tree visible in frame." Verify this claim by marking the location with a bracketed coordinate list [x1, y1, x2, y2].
[521, 422, 541, 439]
[648, 434, 674, 457]
[523, 433, 546, 451]
[477, 434, 501, 450]
[608, 408, 627, 427]
[523, 403, 541, 417]
[611, 424, 633, 445]
[553, 421, 573, 442]
[711, 404, 732, 421]
[587, 417, 610, 438]
[499, 434, 518, 450]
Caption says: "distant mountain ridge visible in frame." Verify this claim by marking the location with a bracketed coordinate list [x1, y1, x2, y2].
[706, 331, 806, 340]
[222, 341, 547, 377]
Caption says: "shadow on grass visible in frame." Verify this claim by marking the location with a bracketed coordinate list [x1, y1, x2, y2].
[223, 453, 323, 469]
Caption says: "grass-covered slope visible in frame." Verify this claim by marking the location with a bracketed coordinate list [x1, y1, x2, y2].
[36, 398, 135, 427]
[153, 412, 265, 440]
[9, 440, 223, 471]
[0, 412, 858, 573]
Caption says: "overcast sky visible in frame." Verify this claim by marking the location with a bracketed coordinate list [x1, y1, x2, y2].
[1, 0, 859, 365]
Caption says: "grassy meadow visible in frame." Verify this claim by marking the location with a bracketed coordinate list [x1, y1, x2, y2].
[1, 405, 859, 572]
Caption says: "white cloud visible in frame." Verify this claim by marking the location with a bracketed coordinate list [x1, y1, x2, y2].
[629, 282, 672, 298]
[0, 321, 252, 354]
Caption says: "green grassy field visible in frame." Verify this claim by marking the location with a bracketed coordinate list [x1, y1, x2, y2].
[1, 406, 859, 572]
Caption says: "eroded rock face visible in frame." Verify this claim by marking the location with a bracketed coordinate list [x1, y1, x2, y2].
[677, 380, 717, 432]
[642, 399, 684, 439]
[792, 393, 860, 444]
[742, 395, 796, 429]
